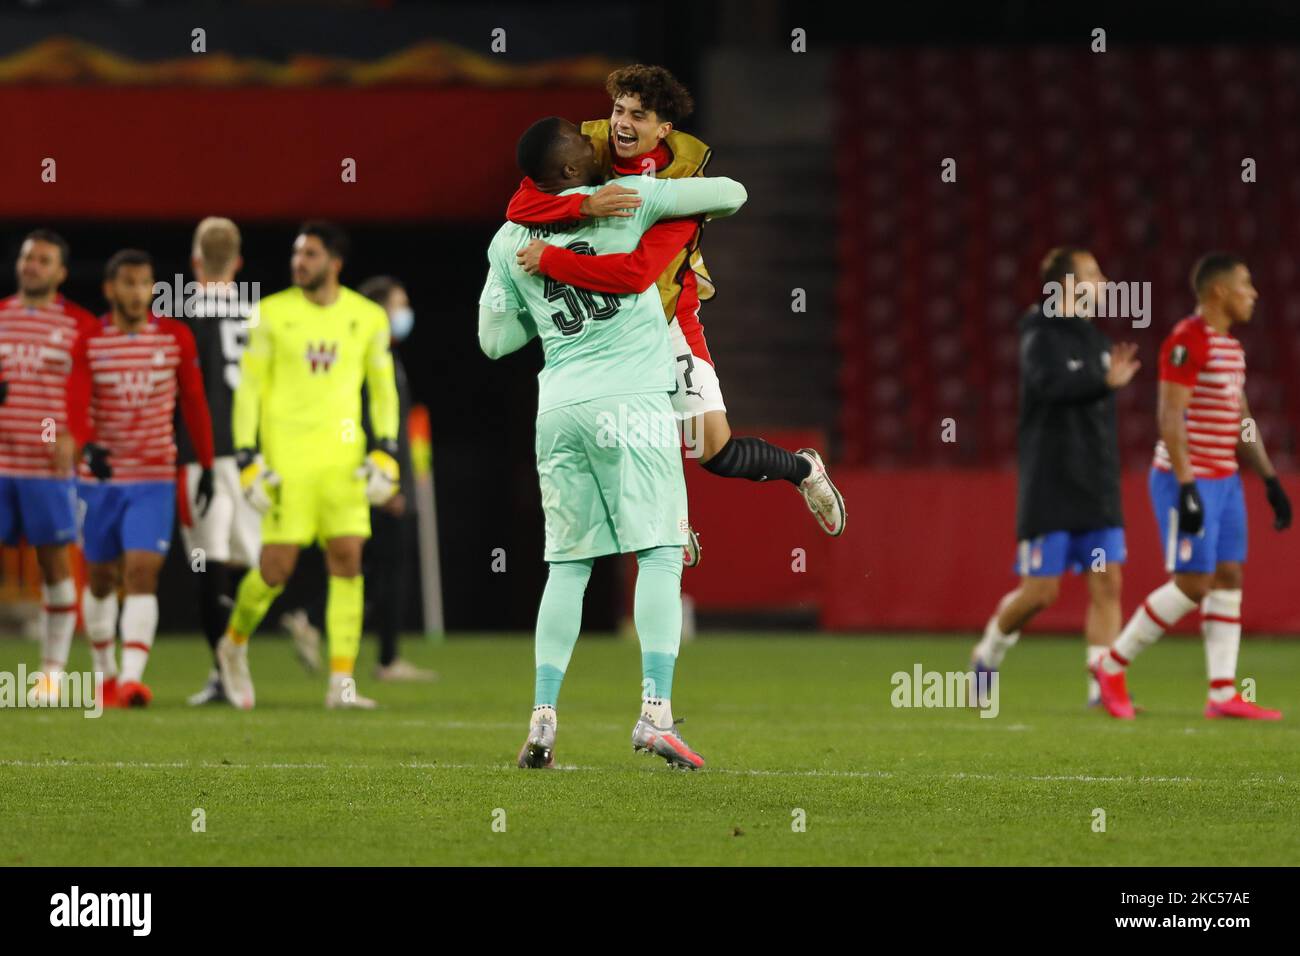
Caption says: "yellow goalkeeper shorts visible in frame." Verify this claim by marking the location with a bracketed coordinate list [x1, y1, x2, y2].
[261, 463, 371, 545]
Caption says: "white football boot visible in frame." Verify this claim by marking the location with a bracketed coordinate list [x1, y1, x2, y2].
[517, 707, 557, 769]
[325, 672, 377, 709]
[216, 633, 255, 710]
[796, 448, 846, 536]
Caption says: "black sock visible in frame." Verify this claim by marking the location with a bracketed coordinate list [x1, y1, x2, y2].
[701, 436, 811, 485]
[200, 561, 231, 658]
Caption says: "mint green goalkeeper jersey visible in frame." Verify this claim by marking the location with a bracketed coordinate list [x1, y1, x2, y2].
[479, 174, 746, 413]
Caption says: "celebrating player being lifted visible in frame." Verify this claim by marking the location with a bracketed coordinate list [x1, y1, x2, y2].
[1094, 254, 1291, 720]
[505, 65, 845, 563]
[481, 116, 747, 770]
[72, 250, 216, 708]
[0, 230, 99, 703]
[216, 222, 400, 710]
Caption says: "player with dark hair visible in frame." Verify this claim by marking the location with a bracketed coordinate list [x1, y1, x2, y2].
[0, 229, 99, 703]
[216, 222, 401, 710]
[481, 115, 747, 769]
[1094, 254, 1290, 720]
[970, 247, 1141, 704]
[506, 65, 845, 565]
[71, 249, 216, 707]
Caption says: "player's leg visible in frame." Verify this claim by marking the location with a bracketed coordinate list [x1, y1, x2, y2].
[1201, 476, 1277, 718]
[17, 475, 80, 702]
[78, 481, 125, 706]
[111, 481, 178, 707]
[971, 532, 1067, 689]
[519, 557, 595, 769]
[597, 392, 703, 768]
[518, 403, 612, 766]
[116, 550, 165, 707]
[322, 534, 374, 709]
[1080, 527, 1126, 706]
[1083, 561, 1122, 706]
[1096, 469, 1217, 718]
[217, 542, 298, 709]
[180, 460, 234, 705]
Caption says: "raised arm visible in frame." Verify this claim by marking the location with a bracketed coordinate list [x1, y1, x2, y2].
[652, 176, 747, 221]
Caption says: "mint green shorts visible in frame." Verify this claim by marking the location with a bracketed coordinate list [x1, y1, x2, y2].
[535, 392, 689, 561]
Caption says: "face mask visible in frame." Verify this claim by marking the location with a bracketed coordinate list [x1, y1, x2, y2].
[390, 307, 414, 342]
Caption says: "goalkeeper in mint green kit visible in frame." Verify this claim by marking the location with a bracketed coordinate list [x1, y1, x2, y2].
[480, 117, 747, 770]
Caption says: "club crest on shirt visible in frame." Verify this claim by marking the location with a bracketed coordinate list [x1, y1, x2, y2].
[305, 341, 339, 373]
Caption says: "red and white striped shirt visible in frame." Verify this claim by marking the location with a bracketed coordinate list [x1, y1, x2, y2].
[0, 294, 98, 478]
[1153, 315, 1244, 479]
[68, 315, 214, 483]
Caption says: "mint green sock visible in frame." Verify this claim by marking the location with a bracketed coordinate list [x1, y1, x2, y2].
[634, 546, 683, 701]
[533, 559, 593, 707]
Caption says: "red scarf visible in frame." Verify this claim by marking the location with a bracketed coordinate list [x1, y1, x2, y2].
[611, 140, 672, 177]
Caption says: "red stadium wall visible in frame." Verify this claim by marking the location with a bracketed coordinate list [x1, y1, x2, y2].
[0, 86, 611, 221]
[680, 460, 1300, 634]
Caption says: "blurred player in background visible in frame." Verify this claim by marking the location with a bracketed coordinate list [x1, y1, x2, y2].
[0, 230, 98, 702]
[971, 248, 1140, 704]
[216, 222, 400, 710]
[175, 218, 265, 706]
[1094, 254, 1291, 720]
[357, 275, 435, 682]
[72, 250, 215, 707]
[481, 116, 747, 770]
[507, 65, 845, 562]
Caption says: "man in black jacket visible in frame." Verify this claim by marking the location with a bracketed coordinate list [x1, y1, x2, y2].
[971, 247, 1141, 704]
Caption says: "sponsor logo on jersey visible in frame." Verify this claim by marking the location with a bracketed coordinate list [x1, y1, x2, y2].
[117, 369, 154, 407]
[4, 342, 43, 378]
[305, 341, 339, 373]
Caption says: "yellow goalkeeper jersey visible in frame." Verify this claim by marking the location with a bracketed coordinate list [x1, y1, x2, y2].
[233, 285, 398, 473]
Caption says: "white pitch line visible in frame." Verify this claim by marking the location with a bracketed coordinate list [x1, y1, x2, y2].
[0, 758, 1273, 785]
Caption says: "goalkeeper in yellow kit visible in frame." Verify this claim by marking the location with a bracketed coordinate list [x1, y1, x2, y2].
[216, 222, 400, 709]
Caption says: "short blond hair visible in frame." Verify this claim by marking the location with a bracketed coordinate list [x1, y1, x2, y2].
[192, 217, 241, 278]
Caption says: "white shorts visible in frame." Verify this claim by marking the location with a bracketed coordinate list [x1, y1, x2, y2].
[179, 457, 261, 567]
[667, 317, 726, 420]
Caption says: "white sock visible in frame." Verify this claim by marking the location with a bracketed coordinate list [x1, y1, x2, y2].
[1202, 589, 1242, 703]
[40, 578, 78, 673]
[1105, 581, 1198, 672]
[83, 587, 119, 680]
[975, 613, 1019, 668]
[119, 594, 158, 684]
[1086, 645, 1108, 696]
[642, 696, 673, 729]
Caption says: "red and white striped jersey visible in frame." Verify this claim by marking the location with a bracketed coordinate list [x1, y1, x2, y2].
[1153, 315, 1244, 479]
[69, 315, 214, 483]
[0, 294, 98, 478]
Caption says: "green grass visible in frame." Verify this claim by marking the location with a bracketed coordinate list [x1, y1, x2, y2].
[1, 633, 1298, 866]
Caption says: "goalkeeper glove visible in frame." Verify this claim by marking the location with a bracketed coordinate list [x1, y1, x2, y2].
[357, 442, 400, 506]
[235, 448, 279, 515]
[194, 467, 216, 518]
[82, 442, 113, 481]
[1265, 475, 1292, 531]
[1177, 481, 1204, 536]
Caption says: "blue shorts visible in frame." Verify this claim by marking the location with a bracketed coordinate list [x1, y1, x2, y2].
[1150, 467, 1246, 574]
[1014, 526, 1126, 577]
[78, 481, 175, 563]
[0, 476, 79, 547]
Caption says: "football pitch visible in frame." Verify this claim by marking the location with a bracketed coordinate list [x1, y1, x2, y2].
[1, 634, 1297, 867]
